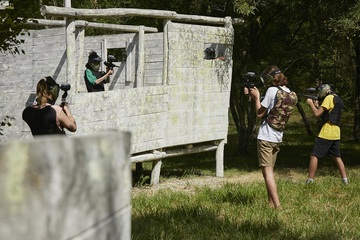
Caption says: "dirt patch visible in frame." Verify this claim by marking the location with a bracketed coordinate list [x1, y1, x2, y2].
[131, 168, 308, 197]
[132, 172, 264, 196]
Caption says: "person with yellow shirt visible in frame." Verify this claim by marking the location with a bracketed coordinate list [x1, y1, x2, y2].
[305, 83, 348, 184]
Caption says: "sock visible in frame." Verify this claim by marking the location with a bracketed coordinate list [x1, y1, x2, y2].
[342, 177, 348, 184]
[306, 178, 314, 184]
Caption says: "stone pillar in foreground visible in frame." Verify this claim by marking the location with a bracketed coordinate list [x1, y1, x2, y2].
[0, 131, 131, 240]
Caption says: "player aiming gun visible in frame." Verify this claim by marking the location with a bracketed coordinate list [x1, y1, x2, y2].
[104, 55, 119, 70]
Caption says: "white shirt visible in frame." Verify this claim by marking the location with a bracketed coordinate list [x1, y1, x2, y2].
[257, 86, 291, 143]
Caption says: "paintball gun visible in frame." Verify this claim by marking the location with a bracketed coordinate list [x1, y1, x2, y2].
[104, 55, 119, 70]
[242, 72, 263, 89]
[299, 87, 318, 101]
[60, 83, 71, 104]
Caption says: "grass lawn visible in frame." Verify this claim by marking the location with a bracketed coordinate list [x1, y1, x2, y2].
[131, 102, 360, 240]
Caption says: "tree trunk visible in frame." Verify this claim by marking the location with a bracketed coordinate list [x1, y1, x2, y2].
[229, 79, 257, 155]
[353, 42, 360, 140]
[296, 102, 314, 136]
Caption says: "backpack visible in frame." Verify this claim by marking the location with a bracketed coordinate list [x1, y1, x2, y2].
[266, 86, 298, 131]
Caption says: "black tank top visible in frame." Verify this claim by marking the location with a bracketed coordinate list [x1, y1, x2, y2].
[22, 105, 65, 136]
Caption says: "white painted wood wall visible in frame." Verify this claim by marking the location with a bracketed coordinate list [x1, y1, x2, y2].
[0, 21, 233, 181]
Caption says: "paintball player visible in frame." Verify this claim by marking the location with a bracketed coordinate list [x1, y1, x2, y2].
[84, 50, 113, 92]
[305, 84, 348, 184]
[22, 76, 77, 136]
[247, 65, 297, 209]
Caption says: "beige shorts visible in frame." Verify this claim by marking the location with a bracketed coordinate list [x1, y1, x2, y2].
[257, 139, 281, 167]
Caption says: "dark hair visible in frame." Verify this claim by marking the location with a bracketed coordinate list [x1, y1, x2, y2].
[261, 65, 288, 87]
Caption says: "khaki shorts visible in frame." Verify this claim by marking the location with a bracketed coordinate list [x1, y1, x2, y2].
[257, 139, 281, 167]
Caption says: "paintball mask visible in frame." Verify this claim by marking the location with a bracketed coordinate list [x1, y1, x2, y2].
[259, 69, 282, 86]
[318, 84, 331, 99]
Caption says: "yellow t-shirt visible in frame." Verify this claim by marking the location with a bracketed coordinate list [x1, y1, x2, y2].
[318, 95, 341, 140]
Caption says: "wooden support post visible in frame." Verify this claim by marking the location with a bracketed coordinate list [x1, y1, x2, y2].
[136, 26, 145, 88]
[151, 160, 162, 185]
[126, 38, 133, 86]
[101, 39, 108, 91]
[216, 140, 225, 177]
[64, 0, 76, 94]
[163, 19, 170, 85]
[76, 25, 85, 93]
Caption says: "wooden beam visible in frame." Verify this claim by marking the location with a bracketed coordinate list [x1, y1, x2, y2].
[40, 6, 244, 25]
[41, 6, 177, 19]
[174, 14, 234, 25]
[136, 26, 145, 88]
[130, 144, 219, 163]
[65, 14, 76, 93]
[26, 18, 158, 33]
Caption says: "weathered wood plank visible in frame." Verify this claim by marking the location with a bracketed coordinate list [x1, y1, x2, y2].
[40, 6, 243, 26]
[27, 19, 158, 33]
[41, 6, 177, 19]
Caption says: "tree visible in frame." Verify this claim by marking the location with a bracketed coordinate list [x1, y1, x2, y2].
[0, 0, 63, 54]
[329, 1, 360, 140]
[229, 0, 360, 155]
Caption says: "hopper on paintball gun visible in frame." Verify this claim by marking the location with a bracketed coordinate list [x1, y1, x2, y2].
[104, 55, 119, 70]
[60, 82, 71, 106]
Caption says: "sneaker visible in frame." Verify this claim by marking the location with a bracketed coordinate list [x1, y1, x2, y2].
[342, 180, 349, 185]
[306, 178, 314, 184]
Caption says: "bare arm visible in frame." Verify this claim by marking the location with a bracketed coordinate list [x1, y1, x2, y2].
[95, 69, 113, 85]
[59, 105, 77, 132]
[306, 98, 325, 117]
[249, 87, 267, 118]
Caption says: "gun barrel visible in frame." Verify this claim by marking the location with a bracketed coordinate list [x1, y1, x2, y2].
[104, 61, 119, 69]
[243, 82, 256, 89]
[299, 94, 318, 100]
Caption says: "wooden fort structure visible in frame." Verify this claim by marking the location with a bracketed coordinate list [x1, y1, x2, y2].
[0, 5, 240, 184]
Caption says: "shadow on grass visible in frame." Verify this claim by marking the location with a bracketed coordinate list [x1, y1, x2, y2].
[132, 193, 347, 240]
[132, 183, 353, 239]
[132, 207, 284, 240]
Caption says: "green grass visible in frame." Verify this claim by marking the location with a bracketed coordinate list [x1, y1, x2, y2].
[131, 102, 360, 239]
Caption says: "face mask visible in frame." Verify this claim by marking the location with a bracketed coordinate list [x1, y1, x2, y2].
[90, 62, 101, 71]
